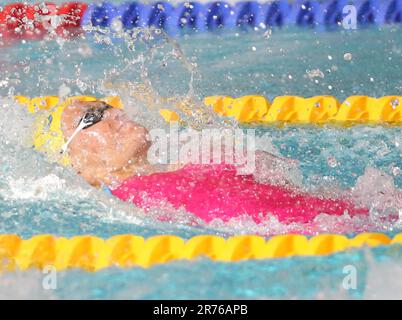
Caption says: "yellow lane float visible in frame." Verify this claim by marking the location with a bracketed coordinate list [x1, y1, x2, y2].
[0, 233, 400, 271]
[204, 95, 402, 124]
[16, 94, 402, 125]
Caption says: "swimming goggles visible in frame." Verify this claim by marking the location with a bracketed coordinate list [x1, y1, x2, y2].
[61, 103, 112, 154]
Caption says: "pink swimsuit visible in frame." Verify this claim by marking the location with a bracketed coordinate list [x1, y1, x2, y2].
[111, 164, 368, 224]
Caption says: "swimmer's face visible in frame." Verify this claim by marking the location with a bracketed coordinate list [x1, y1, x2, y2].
[61, 101, 150, 175]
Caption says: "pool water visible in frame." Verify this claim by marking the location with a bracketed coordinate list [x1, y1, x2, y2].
[0, 18, 401, 298]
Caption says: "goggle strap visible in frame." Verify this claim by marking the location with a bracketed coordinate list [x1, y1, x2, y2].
[60, 119, 87, 154]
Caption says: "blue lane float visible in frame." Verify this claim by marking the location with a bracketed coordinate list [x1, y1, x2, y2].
[120, 2, 152, 28]
[175, 2, 207, 32]
[261, 1, 292, 27]
[384, 0, 402, 24]
[79, 0, 402, 34]
[321, 0, 348, 26]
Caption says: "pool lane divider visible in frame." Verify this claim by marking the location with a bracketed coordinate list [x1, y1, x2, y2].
[15, 95, 402, 125]
[0, 233, 401, 271]
[205, 95, 402, 124]
[2, 0, 402, 41]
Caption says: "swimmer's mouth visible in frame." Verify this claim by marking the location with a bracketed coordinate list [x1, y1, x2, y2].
[61, 104, 112, 154]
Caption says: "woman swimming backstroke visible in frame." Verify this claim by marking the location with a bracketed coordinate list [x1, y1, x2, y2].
[42, 98, 369, 224]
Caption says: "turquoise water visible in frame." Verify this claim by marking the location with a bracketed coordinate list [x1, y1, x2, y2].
[0, 24, 401, 298]
[3, 26, 402, 99]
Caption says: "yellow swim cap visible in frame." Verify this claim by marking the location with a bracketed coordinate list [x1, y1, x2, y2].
[16, 95, 123, 166]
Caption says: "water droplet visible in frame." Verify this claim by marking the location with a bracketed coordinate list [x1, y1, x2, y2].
[306, 69, 324, 79]
[263, 29, 272, 39]
[327, 157, 338, 168]
[391, 166, 400, 176]
[343, 52, 352, 61]
[391, 99, 399, 109]
[76, 79, 88, 92]
[110, 18, 123, 32]
[58, 83, 71, 98]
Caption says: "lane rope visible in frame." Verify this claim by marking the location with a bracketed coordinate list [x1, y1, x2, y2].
[16, 95, 402, 125]
[1, 0, 402, 41]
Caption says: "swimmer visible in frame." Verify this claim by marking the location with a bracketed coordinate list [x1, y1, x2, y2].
[57, 99, 369, 224]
